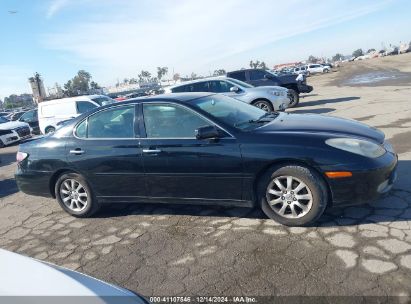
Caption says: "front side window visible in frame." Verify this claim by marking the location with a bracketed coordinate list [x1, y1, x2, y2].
[76, 105, 135, 139]
[143, 104, 209, 138]
[76, 101, 97, 114]
[250, 70, 266, 81]
[228, 71, 246, 81]
[20, 110, 36, 122]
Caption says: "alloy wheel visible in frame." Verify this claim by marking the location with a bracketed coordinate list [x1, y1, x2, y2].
[254, 102, 271, 112]
[266, 175, 313, 219]
[59, 179, 88, 212]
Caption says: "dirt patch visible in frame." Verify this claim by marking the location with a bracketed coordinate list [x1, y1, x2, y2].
[389, 131, 411, 154]
[328, 54, 411, 87]
[375, 117, 411, 129]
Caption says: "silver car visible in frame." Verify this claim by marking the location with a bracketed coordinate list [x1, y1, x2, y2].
[164, 77, 290, 111]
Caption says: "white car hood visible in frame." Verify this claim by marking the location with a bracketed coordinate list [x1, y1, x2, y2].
[0, 249, 140, 299]
[0, 121, 29, 130]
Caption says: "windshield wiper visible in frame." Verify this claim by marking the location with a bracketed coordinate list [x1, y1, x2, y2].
[248, 112, 279, 123]
[235, 112, 279, 127]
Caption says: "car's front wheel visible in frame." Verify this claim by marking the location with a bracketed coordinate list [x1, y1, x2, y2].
[253, 99, 274, 112]
[55, 172, 100, 217]
[259, 165, 328, 226]
[45, 126, 56, 134]
[288, 89, 299, 107]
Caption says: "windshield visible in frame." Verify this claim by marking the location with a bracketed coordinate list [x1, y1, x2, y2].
[91, 96, 116, 106]
[0, 116, 8, 123]
[191, 94, 276, 130]
[226, 77, 254, 88]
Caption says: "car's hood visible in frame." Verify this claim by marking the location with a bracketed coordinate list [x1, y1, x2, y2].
[0, 121, 28, 130]
[0, 249, 143, 299]
[255, 113, 385, 143]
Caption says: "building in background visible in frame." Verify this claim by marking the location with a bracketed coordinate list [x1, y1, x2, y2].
[28, 73, 46, 104]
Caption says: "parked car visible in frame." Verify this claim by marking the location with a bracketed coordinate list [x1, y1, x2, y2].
[38, 95, 115, 134]
[0, 112, 10, 118]
[125, 92, 148, 99]
[8, 111, 26, 121]
[293, 66, 308, 75]
[0, 116, 31, 148]
[227, 69, 313, 107]
[306, 64, 330, 75]
[321, 63, 333, 69]
[0, 249, 148, 302]
[15, 93, 397, 226]
[19, 109, 40, 135]
[165, 76, 289, 112]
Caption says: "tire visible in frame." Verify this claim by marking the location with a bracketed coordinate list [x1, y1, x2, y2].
[45, 126, 56, 134]
[324, 69, 330, 73]
[258, 165, 328, 226]
[252, 99, 274, 112]
[0, 139, 4, 148]
[288, 89, 300, 108]
[55, 172, 100, 217]
[306, 71, 311, 77]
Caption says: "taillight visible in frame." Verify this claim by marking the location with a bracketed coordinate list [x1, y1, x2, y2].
[16, 152, 28, 163]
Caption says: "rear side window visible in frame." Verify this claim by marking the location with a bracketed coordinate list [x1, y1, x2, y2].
[228, 71, 246, 81]
[75, 105, 136, 139]
[76, 101, 97, 114]
[208, 81, 234, 93]
[249, 70, 266, 81]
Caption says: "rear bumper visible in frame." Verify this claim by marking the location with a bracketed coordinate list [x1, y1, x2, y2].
[15, 169, 53, 197]
[324, 153, 398, 206]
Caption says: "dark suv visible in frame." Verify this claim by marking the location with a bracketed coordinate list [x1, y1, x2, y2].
[227, 69, 313, 107]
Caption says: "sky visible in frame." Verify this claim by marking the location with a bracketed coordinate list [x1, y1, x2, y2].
[0, 0, 410, 99]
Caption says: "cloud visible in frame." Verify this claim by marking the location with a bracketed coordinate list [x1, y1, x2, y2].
[46, 0, 69, 19]
[42, 0, 392, 84]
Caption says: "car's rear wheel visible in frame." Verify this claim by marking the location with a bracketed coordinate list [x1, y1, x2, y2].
[0, 139, 4, 148]
[253, 100, 274, 112]
[288, 89, 299, 107]
[55, 173, 100, 217]
[45, 126, 56, 134]
[259, 165, 328, 226]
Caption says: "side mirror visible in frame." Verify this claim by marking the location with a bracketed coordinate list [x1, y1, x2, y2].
[195, 125, 220, 140]
[230, 86, 240, 93]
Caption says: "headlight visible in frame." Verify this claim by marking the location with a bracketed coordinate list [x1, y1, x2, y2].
[325, 138, 386, 158]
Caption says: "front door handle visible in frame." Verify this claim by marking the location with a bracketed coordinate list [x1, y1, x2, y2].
[70, 149, 85, 155]
[142, 149, 162, 153]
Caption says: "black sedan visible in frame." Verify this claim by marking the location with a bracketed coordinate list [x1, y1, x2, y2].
[15, 93, 397, 226]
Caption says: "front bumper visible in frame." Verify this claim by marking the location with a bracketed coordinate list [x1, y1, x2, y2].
[324, 152, 398, 206]
[298, 84, 313, 93]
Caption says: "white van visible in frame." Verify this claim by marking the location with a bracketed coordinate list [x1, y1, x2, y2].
[38, 95, 115, 134]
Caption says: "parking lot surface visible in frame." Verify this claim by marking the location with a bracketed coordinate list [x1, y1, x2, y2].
[1, 55, 411, 297]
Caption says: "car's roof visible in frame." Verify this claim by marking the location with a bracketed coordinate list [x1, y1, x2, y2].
[167, 76, 242, 90]
[125, 92, 215, 104]
[39, 95, 107, 106]
[228, 68, 265, 73]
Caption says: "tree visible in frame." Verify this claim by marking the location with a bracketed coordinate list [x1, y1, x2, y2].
[249, 60, 268, 69]
[157, 67, 169, 81]
[123, 78, 129, 84]
[308, 55, 319, 63]
[352, 48, 364, 58]
[367, 48, 376, 54]
[90, 81, 100, 90]
[129, 78, 138, 84]
[173, 73, 180, 83]
[190, 72, 197, 80]
[63, 70, 98, 96]
[213, 69, 226, 76]
[332, 53, 344, 62]
[138, 70, 152, 83]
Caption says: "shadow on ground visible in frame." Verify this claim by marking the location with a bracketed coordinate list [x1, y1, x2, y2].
[290, 107, 335, 114]
[95, 160, 411, 228]
[302, 96, 360, 107]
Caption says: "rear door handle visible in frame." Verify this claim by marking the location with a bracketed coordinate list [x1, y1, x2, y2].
[70, 149, 85, 155]
[142, 149, 162, 153]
